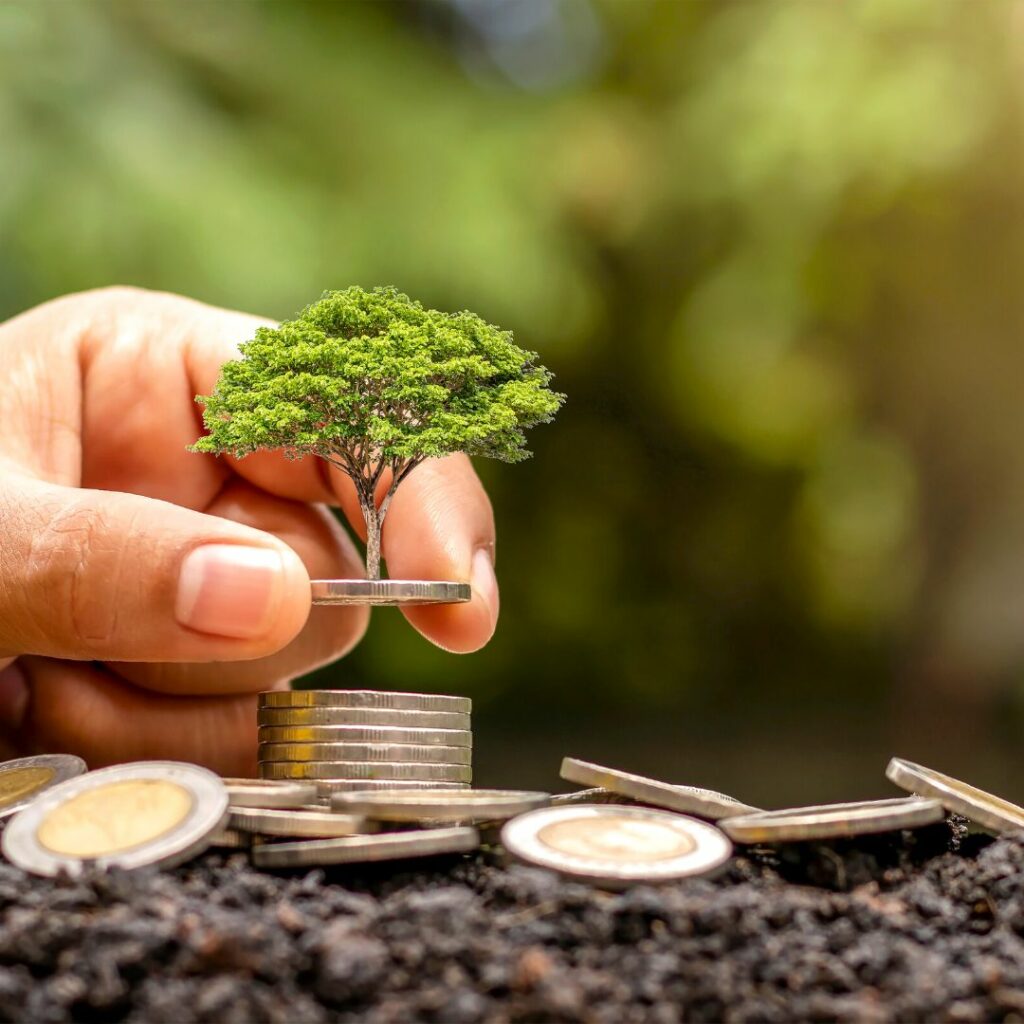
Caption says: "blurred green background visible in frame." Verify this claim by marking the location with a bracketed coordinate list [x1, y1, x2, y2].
[5, 0, 1024, 805]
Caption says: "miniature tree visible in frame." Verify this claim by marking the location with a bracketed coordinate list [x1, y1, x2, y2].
[191, 286, 564, 580]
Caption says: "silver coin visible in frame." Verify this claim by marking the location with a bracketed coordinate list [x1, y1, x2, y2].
[560, 758, 760, 821]
[259, 761, 472, 783]
[258, 725, 473, 748]
[222, 778, 319, 809]
[331, 788, 551, 823]
[550, 788, 634, 807]
[310, 580, 471, 606]
[257, 707, 471, 730]
[209, 826, 252, 849]
[501, 804, 733, 890]
[0, 754, 88, 820]
[314, 779, 471, 795]
[720, 797, 945, 844]
[258, 742, 472, 766]
[3, 761, 229, 877]
[252, 825, 480, 868]
[886, 757, 1024, 834]
[227, 807, 373, 838]
[259, 689, 471, 714]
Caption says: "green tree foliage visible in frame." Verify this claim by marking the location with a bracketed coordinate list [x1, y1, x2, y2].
[191, 286, 563, 578]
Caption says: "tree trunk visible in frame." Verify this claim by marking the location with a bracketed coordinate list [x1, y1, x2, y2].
[363, 504, 382, 580]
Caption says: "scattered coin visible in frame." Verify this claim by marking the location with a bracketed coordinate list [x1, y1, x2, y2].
[257, 742, 472, 766]
[260, 761, 473, 783]
[314, 779, 471, 795]
[257, 725, 472, 748]
[502, 804, 733, 889]
[222, 779, 319, 809]
[886, 757, 1024, 834]
[227, 807, 373, 838]
[3, 762, 229, 877]
[257, 707, 471, 730]
[259, 689, 472, 714]
[560, 758, 760, 820]
[252, 825, 480, 868]
[720, 797, 944, 844]
[550, 788, 634, 806]
[331, 789, 551, 823]
[310, 580, 471, 606]
[209, 827, 252, 849]
[0, 754, 88, 820]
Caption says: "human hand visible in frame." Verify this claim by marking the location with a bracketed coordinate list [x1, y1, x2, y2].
[0, 287, 498, 775]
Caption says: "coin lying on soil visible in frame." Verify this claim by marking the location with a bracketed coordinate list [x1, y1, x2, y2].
[3, 762, 228, 877]
[560, 758, 760, 820]
[259, 689, 471, 713]
[501, 804, 733, 889]
[0, 755, 87, 820]
[331, 788, 551, 823]
[227, 807, 373, 838]
[886, 757, 1024, 834]
[222, 779, 319, 809]
[252, 825, 480, 868]
[720, 796, 944, 844]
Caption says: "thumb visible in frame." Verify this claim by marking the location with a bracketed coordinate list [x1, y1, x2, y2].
[0, 473, 311, 662]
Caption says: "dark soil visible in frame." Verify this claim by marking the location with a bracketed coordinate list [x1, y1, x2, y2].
[2, 819, 1024, 1023]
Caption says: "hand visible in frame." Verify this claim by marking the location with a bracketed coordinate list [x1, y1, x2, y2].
[0, 287, 498, 775]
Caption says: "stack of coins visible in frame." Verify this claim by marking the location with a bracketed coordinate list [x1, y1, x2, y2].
[257, 690, 473, 799]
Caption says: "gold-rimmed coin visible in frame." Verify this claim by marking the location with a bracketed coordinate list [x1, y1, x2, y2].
[222, 779, 319, 809]
[259, 761, 472, 783]
[257, 743, 472, 766]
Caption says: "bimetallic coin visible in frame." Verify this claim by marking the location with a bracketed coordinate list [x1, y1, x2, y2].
[258, 725, 472, 748]
[887, 757, 1024, 834]
[502, 804, 733, 890]
[257, 707, 471, 730]
[0, 755, 87, 819]
[259, 761, 472, 783]
[314, 779, 470, 795]
[209, 827, 252, 849]
[560, 758, 760, 821]
[551, 788, 634, 807]
[310, 580, 471, 606]
[252, 826, 480, 868]
[3, 762, 228, 877]
[258, 743, 472, 766]
[227, 807, 373, 838]
[720, 797, 944, 844]
[332, 789, 551, 823]
[222, 779, 319, 809]
[259, 689, 471, 714]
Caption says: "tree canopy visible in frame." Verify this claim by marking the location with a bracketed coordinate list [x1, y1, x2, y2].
[191, 286, 564, 577]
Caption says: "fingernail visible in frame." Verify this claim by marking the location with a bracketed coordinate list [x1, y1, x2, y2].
[0, 663, 29, 730]
[471, 547, 499, 627]
[176, 545, 285, 639]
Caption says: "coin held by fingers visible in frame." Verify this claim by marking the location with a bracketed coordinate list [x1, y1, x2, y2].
[189, 286, 563, 608]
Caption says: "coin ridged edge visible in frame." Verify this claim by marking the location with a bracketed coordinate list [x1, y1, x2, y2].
[259, 689, 471, 713]
[331, 789, 552, 822]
